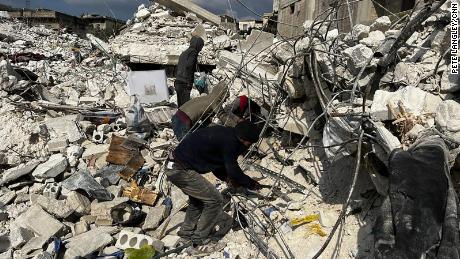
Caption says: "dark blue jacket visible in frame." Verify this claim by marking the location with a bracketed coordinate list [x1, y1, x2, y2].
[173, 125, 256, 188]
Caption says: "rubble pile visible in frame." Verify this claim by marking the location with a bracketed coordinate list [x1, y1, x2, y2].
[0, 0, 458, 258]
[111, 3, 230, 65]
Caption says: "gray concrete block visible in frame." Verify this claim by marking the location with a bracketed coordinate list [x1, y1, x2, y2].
[66, 191, 91, 216]
[47, 138, 69, 153]
[1, 161, 40, 185]
[45, 115, 84, 143]
[14, 205, 65, 238]
[63, 228, 113, 259]
[115, 230, 159, 250]
[42, 182, 61, 199]
[32, 154, 68, 180]
[9, 224, 34, 249]
[31, 194, 74, 219]
[142, 205, 166, 231]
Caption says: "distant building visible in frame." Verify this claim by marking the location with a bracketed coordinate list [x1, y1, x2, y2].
[8, 9, 88, 36]
[276, 0, 417, 38]
[238, 19, 263, 32]
[219, 14, 237, 31]
[81, 14, 124, 40]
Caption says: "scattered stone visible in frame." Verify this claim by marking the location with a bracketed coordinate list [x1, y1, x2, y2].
[72, 221, 89, 236]
[142, 205, 167, 231]
[370, 86, 442, 121]
[360, 30, 385, 50]
[63, 228, 113, 259]
[0, 190, 16, 207]
[32, 154, 68, 180]
[66, 191, 91, 216]
[343, 44, 373, 75]
[1, 161, 40, 185]
[161, 235, 180, 249]
[44, 115, 84, 143]
[240, 30, 274, 55]
[370, 16, 391, 32]
[47, 138, 69, 152]
[436, 100, 460, 141]
[31, 194, 74, 218]
[14, 205, 65, 238]
[213, 35, 231, 49]
[9, 225, 34, 249]
[351, 24, 370, 40]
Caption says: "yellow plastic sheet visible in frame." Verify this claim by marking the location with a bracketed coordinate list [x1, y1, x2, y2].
[290, 214, 320, 227]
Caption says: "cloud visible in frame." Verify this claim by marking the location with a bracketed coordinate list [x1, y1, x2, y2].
[63, 0, 131, 4]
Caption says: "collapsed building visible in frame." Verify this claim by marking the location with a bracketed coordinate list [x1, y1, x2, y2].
[0, 0, 459, 258]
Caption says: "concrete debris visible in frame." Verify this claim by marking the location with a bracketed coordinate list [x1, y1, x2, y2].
[63, 228, 113, 259]
[44, 115, 84, 143]
[370, 86, 442, 121]
[115, 230, 162, 250]
[351, 24, 370, 41]
[0, 1, 457, 258]
[14, 205, 65, 239]
[436, 100, 460, 142]
[1, 161, 40, 185]
[240, 29, 275, 55]
[343, 44, 373, 75]
[32, 154, 68, 180]
[31, 194, 74, 218]
[370, 16, 392, 32]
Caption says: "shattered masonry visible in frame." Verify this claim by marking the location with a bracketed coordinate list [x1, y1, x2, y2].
[0, 0, 459, 259]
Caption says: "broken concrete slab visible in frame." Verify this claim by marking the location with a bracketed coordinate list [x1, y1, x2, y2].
[240, 30, 274, 55]
[161, 235, 180, 249]
[343, 44, 373, 75]
[440, 69, 459, 92]
[152, 211, 185, 238]
[31, 194, 74, 218]
[1, 161, 40, 185]
[32, 154, 68, 180]
[435, 100, 460, 142]
[15, 205, 65, 238]
[9, 224, 34, 249]
[370, 16, 391, 32]
[44, 115, 84, 143]
[0, 190, 16, 207]
[360, 30, 385, 50]
[142, 205, 167, 231]
[370, 86, 443, 121]
[155, 0, 220, 25]
[212, 35, 231, 49]
[90, 197, 130, 225]
[66, 191, 91, 216]
[46, 138, 69, 153]
[81, 143, 109, 160]
[63, 228, 113, 259]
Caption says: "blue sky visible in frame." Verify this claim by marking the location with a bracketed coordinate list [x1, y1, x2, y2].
[0, 0, 273, 21]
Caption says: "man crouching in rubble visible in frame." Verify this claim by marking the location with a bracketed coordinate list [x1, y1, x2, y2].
[175, 36, 205, 106]
[165, 120, 262, 256]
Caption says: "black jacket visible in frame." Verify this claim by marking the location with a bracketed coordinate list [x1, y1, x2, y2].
[175, 36, 204, 85]
[173, 125, 256, 188]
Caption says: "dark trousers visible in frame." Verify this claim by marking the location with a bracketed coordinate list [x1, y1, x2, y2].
[174, 80, 192, 107]
[165, 167, 223, 245]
